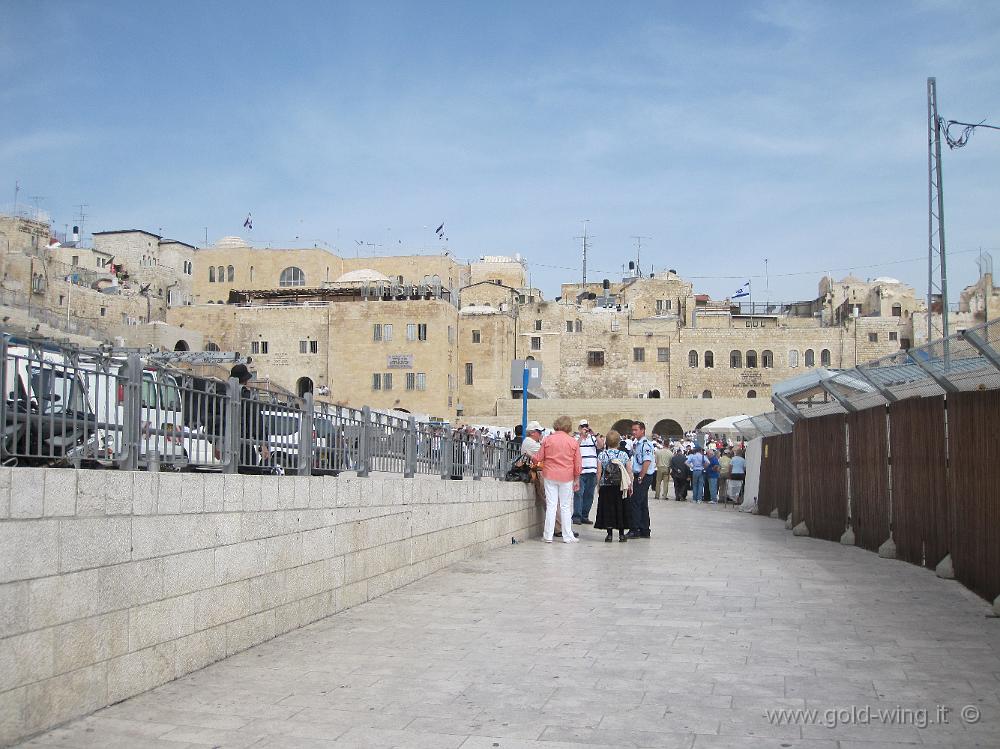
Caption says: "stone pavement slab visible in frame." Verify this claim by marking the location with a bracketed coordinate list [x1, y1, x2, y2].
[18, 500, 1000, 748]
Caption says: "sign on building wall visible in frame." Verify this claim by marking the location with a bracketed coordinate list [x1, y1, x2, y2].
[387, 354, 414, 369]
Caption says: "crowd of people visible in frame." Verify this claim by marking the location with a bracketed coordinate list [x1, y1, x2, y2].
[516, 418, 748, 543]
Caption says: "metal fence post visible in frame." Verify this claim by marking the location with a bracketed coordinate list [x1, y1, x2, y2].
[404, 415, 416, 478]
[223, 377, 240, 474]
[357, 405, 371, 477]
[120, 352, 142, 471]
[0, 338, 8, 464]
[300, 391, 314, 476]
[473, 436, 483, 481]
[440, 430, 452, 480]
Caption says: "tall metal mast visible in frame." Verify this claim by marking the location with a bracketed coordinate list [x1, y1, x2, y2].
[927, 77, 949, 351]
[575, 220, 591, 286]
[631, 235, 651, 276]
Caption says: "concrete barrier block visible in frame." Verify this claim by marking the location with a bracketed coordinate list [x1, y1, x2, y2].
[156, 472, 184, 514]
[0, 468, 11, 519]
[878, 536, 897, 559]
[259, 475, 279, 511]
[41, 469, 77, 517]
[192, 580, 251, 630]
[179, 473, 205, 513]
[225, 610, 276, 656]
[0, 626, 55, 690]
[107, 642, 176, 705]
[202, 474, 224, 513]
[935, 553, 955, 579]
[0, 581, 28, 638]
[52, 610, 129, 673]
[131, 470, 158, 515]
[174, 624, 227, 676]
[162, 548, 216, 598]
[97, 558, 165, 612]
[129, 596, 196, 651]
[0, 520, 59, 584]
[59, 517, 132, 572]
[10, 466, 45, 518]
[23, 662, 108, 738]
[301, 526, 337, 565]
[222, 474, 245, 512]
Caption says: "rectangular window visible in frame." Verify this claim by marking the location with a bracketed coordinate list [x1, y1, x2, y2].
[251, 341, 259, 354]
[900, 338, 911, 349]
[633, 347, 645, 363]
[71, 256, 78, 266]
[100, 307, 106, 317]
[465, 362, 474, 386]
[373, 324, 382, 342]
[588, 351, 605, 367]
[261, 341, 269, 354]
[299, 340, 308, 354]
[888, 331, 898, 341]
[472, 330, 481, 343]
[383, 323, 392, 341]
[58, 295, 65, 306]
[534, 319, 542, 331]
[868, 332, 878, 342]
[530, 337, 541, 351]
[566, 321, 573, 333]
[448, 374, 454, 391]
[310, 340, 319, 354]
[416, 373, 426, 391]
[372, 373, 382, 390]
[417, 323, 427, 341]
[384, 373, 392, 390]
[610, 319, 620, 332]
[406, 372, 416, 391]
[657, 347, 669, 362]
[406, 323, 416, 341]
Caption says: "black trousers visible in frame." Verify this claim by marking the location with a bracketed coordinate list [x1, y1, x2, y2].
[629, 473, 653, 533]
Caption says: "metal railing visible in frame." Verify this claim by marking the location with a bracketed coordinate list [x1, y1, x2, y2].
[1, 331, 520, 480]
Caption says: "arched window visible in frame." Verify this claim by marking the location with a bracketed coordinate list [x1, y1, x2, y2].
[227, 265, 234, 282]
[204, 341, 221, 352]
[209, 266, 215, 282]
[805, 349, 815, 367]
[789, 349, 799, 368]
[249, 266, 254, 282]
[892, 303, 902, 317]
[747, 389, 757, 399]
[216, 266, 224, 282]
[820, 349, 831, 366]
[762, 350, 773, 368]
[575, 320, 582, 333]
[746, 350, 758, 368]
[702, 390, 713, 399]
[688, 350, 699, 368]
[730, 350, 742, 368]
[279, 266, 306, 287]
[704, 351, 714, 368]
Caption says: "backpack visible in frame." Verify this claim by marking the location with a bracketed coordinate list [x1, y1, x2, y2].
[602, 454, 625, 486]
[504, 453, 533, 483]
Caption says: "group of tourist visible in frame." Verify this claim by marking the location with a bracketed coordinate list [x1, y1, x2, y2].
[519, 417, 748, 543]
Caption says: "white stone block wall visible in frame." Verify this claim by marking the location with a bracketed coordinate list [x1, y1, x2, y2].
[0, 468, 538, 746]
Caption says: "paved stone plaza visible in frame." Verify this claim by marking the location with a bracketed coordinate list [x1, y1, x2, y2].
[19, 500, 998, 749]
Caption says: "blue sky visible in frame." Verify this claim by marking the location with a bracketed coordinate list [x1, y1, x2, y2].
[2, 0, 998, 302]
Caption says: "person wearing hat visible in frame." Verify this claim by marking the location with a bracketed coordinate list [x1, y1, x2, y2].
[231, 363, 270, 472]
[573, 419, 599, 524]
[522, 421, 577, 538]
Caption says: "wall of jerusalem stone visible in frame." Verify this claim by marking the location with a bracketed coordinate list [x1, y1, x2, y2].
[0, 468, 538, 746]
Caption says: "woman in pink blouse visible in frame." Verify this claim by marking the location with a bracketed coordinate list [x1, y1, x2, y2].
[533, 415, 582, 543]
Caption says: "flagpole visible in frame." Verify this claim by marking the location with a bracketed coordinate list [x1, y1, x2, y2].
[748, 279, 753, 319]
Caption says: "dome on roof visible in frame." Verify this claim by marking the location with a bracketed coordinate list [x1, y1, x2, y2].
[214, 236, 249, 249]
[336, 268, 391, 283]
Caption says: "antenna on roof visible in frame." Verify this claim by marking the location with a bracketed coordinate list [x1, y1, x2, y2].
[631, 235, 651, 275]
[574, 220, 591, 286]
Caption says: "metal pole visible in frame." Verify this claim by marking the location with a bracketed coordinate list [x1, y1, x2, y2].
[521, 363, 529, 438]
[357, 405, 371, 477]
[927, 77, 950, 354]
[404, 415, 416, 478]
[223, 376, 240, 474]
[121, 353, 142, 471]
[299, 390, 314, 476]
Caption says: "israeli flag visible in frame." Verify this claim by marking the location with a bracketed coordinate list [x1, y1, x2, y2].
[733, 280, 751, 299]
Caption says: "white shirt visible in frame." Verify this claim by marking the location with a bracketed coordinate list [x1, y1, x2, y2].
[578, 434, 598, 474]
[521, 435, 541, 457]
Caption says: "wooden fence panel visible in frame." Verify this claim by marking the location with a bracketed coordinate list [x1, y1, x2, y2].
[793, 414, 848, 542]
[946, 391, 1000, 603]
[890, 396, 948, 568]
[758, 433, 793, 518]
[847, 406, 890, 553]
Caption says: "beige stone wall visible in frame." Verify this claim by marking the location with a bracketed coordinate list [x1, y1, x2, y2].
[0, 466, 538, 746]
[469, 258, 526, 289]
[457, 311, 516, 416]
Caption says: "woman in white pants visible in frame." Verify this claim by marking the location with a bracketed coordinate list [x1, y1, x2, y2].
[533, 415, 582, 543]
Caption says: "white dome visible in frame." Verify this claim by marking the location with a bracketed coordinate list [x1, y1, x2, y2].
[214, 236, 249, 249]
[336, 268, 391, 283]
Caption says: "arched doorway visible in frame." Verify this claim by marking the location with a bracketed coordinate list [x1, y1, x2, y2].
[204, 341, 220, 352]
[652, 418, 683, 440]
[611, 418, 634, 436]
[173, 339, 189, 351]
[695, 418, 715, 431]
[648, 389, 661, 399]
[296, 377, 314, 397]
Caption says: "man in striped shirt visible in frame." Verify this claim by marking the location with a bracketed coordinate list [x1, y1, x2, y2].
[573, 419, 600, 524]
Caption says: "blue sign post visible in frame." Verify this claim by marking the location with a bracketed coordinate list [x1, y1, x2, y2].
[521, 364, 529, 437]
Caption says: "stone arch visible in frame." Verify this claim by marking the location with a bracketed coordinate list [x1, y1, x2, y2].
[296, 376, 314, 397]
[695, 418, 715, 431]
[652, 418, 683, 440]
[648, 389, 661, 399]
[611, 418, 634, 436]
[173, 339, 189, 352]
[204, 341, 221, 352]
